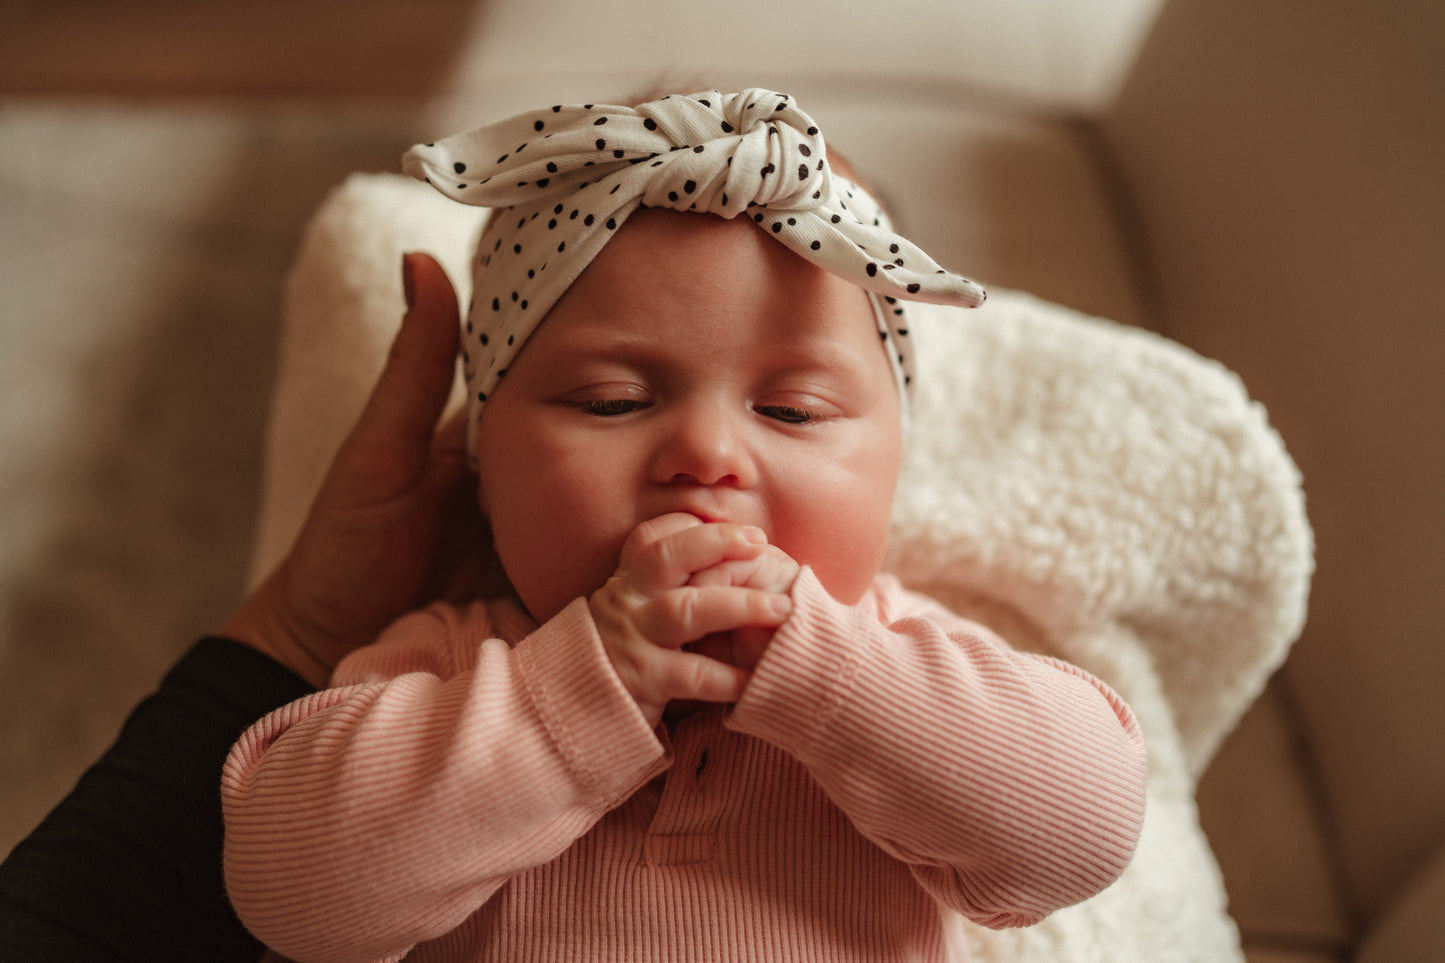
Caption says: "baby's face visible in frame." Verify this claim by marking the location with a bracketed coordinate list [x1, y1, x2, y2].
[475, 207, 903, 623]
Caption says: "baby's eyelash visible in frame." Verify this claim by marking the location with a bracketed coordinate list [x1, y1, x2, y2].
[577, 398, 646, 416]
[757, 405, 815, 425]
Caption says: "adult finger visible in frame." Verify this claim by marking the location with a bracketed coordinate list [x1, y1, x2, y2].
[346, 252, 461, 458]
[431, 406, 469, 461]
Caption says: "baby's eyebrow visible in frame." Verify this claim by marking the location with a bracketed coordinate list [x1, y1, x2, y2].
[556, 329, 856, 369]
[767, 330, 875, 371]
[544, 328, 668, 361]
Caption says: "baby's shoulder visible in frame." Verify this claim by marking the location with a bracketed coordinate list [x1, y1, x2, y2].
[333, 598, 519, 685]
[866, 573, 1012, 642]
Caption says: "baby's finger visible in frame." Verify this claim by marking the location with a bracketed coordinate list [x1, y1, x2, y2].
[626, 523, 768, 589]
[654, 650, 751, 706]
[639, 586, 791, 648]
[623, 513, 705, 555]
[688, 558, 757, 589]
[689, 547, 801, 596]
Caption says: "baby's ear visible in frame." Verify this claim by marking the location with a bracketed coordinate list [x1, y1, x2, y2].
[473, 524, 513, 603]
[434, 487, 511, 604]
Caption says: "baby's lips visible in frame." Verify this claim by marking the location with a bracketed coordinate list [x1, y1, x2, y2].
[649, 504, 757, 528]
[644, 508, 728, 529]
[637, 511, 709, 538]
[677, 508, 725, 525]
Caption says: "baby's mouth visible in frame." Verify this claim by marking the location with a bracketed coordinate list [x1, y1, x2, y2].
[661, 503, 723, 524]
[685, 510, 725, 525]
[644, 507, 731, 528]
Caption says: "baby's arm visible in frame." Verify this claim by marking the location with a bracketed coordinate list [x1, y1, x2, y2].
[222, 514, 796, 960]
[221, 600, 666, 962]
[728, 569, 1148, 928]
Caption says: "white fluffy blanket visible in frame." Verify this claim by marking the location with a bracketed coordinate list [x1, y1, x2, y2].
[250, 173, 1312, 962]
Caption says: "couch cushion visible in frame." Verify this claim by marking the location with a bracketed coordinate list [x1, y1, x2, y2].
[414, 1, 1166, 331]
[425, 0, 1166, 119]
[1102, 0, 1445, 918]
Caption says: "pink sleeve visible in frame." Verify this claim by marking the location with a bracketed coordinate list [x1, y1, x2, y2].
[726, 569, 1148, 929]
[221, 599, 666, 963]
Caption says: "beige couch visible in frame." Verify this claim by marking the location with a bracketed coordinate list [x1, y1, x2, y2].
[1105, 2, 1444, 960]
[392, 0, 1439, 959]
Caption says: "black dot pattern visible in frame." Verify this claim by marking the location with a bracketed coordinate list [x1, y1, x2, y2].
[401, 87, 987, 454]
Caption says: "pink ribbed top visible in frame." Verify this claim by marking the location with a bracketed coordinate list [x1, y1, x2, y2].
[222, 568, 1147, 962]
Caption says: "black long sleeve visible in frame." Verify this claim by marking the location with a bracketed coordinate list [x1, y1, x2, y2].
[0, 637, 312, 962]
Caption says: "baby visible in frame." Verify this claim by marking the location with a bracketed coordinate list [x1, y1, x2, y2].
[222, 88, 1147, 962]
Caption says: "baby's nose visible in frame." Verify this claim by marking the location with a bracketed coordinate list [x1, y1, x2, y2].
[654, 406, 757, 488]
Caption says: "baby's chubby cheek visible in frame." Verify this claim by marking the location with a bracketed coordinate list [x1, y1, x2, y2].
[789, 517, 893, 607]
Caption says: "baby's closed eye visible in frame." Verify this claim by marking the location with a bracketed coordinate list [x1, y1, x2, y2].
[576, 398, 647, 417]
[556, 380, 651, 417]
[750, 387, 845, 425]
[755, 404, 815, 424]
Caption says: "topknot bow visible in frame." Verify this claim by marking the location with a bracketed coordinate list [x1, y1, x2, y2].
[407, 90, 832, 217]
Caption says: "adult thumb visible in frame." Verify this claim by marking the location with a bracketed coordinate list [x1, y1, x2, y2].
[350, 252, 461, 453]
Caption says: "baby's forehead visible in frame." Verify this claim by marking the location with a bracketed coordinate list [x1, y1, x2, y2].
[506, 218, 884, 391]
[540, 208, 876, 330]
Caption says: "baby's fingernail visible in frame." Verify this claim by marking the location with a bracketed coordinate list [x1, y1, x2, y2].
[771, 595, 792, 617]
[744, 526, 767, 544]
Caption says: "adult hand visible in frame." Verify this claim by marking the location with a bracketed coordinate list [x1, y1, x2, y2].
[223, 253, 500, 687]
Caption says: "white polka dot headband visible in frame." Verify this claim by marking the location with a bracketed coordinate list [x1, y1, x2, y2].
[401, 88, 987, 455]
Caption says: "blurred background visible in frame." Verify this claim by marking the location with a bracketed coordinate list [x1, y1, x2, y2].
[2, 2, 1441, 961]
[1, 0, 478, 874]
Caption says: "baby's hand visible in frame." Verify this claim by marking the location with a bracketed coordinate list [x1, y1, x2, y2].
[589, 514, 793, 727]
[686, 544, 802, 672]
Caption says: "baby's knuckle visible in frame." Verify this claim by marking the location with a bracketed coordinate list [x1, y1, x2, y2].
[666, 588, 701, 628]
[618, 529, 653, 567]
[664, 656, 708, 696]
[650, 538, 683, 575]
